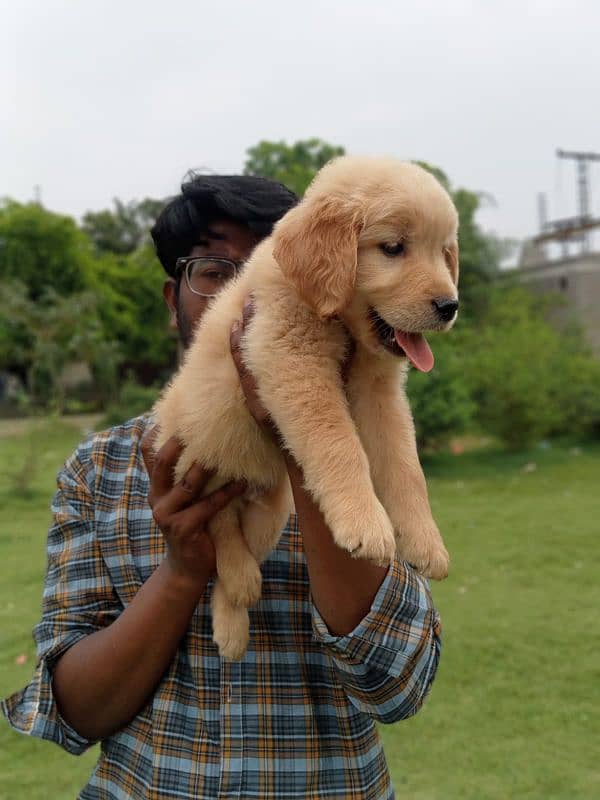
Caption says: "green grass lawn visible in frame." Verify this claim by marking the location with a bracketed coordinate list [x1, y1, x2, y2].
[1, 418, 598, 799]
[0, 418, 101, 799]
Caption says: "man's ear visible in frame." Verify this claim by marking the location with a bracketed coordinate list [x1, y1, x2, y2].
[163, 279, 178, 331]
[272, 195, 362, 318]
[445, 241, 459, 286]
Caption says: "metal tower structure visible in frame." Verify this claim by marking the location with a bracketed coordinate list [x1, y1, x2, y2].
[556, 148, 600, 251]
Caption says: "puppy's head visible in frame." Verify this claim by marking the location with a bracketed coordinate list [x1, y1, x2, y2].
[272, 156, 459, 372]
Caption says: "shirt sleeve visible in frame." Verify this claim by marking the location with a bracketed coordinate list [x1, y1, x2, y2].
[310, 557, 442, 723]
[1, 445, 121, 755]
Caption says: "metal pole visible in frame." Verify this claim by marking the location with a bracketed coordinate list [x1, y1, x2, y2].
[556, 148, 600, 253]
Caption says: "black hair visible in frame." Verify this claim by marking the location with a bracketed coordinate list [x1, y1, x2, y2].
[151, 173, 298, 278]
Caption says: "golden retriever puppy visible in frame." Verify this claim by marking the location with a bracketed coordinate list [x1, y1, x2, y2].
[154, 155, 459, 659]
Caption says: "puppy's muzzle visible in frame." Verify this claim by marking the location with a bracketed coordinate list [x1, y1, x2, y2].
[431, 297, 459, 323]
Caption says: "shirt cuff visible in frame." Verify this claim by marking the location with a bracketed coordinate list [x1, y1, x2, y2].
[2, 632, 97, 755]
[311, 557, 440, 678]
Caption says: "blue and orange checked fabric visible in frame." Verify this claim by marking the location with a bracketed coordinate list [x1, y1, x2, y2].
[2, 415, 442, 800]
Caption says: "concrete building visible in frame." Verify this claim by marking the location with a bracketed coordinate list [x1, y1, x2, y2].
[515, 223, 600, 357]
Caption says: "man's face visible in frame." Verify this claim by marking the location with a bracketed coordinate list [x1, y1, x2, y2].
[163, 219, 260, 349]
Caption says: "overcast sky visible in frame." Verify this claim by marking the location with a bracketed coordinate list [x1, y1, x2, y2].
[2, 0, 600, 244]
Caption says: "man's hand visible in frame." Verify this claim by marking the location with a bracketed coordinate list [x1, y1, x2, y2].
[141, 429, 247, 587]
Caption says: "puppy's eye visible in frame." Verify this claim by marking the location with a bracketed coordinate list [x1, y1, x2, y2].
[380, 241, 405, 257]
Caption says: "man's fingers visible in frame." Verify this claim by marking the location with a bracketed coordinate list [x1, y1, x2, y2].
[147, 435, 184, 502]
[230, 329, 258, 395]
[242, 296, 256, 328]
[141, 425, 159, 475]
[168, 479, 248, 536]
[202, 479, 248, 519]
[230, 295, 256, 377]
[170, 462, 216, 512]
[154, 461, 217, 521]
[229, 319, 248, 378]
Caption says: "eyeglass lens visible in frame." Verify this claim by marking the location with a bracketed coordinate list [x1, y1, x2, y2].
[187, 259, 237, 296]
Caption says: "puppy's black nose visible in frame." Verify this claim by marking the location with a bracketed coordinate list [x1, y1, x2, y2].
[432, 297, 459, 322]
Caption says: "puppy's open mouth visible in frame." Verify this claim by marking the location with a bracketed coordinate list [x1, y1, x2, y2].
[368, 308, 434, 372]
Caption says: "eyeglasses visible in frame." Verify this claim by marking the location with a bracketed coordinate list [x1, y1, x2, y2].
[175, 256, 242, 297]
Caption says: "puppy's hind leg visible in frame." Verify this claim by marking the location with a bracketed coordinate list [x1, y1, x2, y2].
[208, 492, 259, 661]
[210, 485, 291, 660]
[211, 578, 251, 661]
[241, 476, 293, 565]
[209, 503, 262, 609]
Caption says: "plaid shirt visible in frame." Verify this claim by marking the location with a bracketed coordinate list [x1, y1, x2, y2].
[3, 415, 441, 800]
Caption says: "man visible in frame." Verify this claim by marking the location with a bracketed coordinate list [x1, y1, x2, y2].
[2, 173, 442, 799]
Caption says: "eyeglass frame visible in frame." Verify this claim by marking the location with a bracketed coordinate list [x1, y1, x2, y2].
[174, 256, 243, 297]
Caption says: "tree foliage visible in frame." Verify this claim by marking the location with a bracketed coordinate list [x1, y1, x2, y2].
[88, 245, 176, 379]
[244, 138, 345, 196]
[0, 199, 174, 396]
[0, 280, 120, 411]
[463, 288, 600, 448]
[0, 200, 92, 300]
[407, 331, 476, 449]
[82, 198, 165, 255]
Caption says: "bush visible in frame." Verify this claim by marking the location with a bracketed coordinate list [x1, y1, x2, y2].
[406, 287, 600, 451]
[463, 288, 597, 449]
[550, 332, 600, 439]
[0, 280, 122, 414]
[407, 331, 475, 449]
[100, 376, 161, 429]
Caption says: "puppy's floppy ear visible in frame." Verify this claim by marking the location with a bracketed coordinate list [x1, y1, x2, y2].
[445, 241, 459, 286]
[272, 194, 363, 318]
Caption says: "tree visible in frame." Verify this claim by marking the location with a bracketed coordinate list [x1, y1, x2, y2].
[244, 138, 345, 196]
[0, 196, 174, 392]
[81, 197, 176, 382]
[87, 245, 176, 382]
[0, 280, 120, 412]
[407, 331, 475, 449]
[0, 200, 93, 300]
[464, 288, 570, 448]
[82, 198, 165, 255]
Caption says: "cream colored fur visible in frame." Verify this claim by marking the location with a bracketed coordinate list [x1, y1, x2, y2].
[154, 155, 459, 660]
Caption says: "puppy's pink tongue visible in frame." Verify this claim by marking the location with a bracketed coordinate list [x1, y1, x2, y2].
[394, 331, 434, 372]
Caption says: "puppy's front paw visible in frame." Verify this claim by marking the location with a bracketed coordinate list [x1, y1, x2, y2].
[334, 500, 396, 566]
[397, 519, 449, 580]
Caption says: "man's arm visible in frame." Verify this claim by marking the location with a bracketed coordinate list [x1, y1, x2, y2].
[285, 456, 388, 634]
[283, 454, 441, 722]
[52, 436, 245, 742]
[53, 561, 207, 741]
